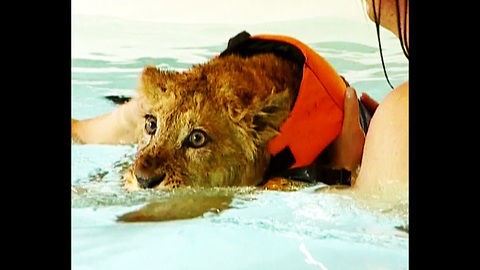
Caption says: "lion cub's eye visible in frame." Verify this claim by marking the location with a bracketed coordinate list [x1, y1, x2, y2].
[187, 130, 209, 148]
[144, 114, 157, 135]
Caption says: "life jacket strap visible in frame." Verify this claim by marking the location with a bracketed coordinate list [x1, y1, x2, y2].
[261, 99, 371, 186]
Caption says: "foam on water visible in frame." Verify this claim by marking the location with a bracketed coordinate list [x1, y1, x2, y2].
[72, 186, 408, 269]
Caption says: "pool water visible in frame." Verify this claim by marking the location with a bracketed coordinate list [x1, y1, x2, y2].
[71, 10, 408, 270]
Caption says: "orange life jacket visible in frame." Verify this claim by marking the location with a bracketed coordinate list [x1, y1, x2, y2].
[220, 31, 347, 170]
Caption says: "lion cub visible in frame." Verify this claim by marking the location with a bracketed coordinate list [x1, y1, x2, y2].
[117, 53, 302, 190]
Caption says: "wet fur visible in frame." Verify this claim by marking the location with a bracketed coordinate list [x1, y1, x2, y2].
[124, 53, 302, 190]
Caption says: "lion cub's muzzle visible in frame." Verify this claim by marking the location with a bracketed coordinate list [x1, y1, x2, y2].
[136, 173, 166, 189]
[134, 154, 167, 189]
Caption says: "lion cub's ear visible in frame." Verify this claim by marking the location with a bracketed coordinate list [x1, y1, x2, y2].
[139, 66, 178, 100]
[251, 89, 293, 138]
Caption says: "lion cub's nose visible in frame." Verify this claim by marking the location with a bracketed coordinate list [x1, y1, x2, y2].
[135, 173, 166, 189]
[134, 155, 166, 188]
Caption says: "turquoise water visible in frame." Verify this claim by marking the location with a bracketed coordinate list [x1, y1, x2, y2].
[72, 14, 408, 270]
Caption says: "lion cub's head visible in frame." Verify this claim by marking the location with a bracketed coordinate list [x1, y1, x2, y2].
[124, 53, 302, 190]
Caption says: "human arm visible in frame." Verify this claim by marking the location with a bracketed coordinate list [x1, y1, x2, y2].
[71, 97, 145, 144]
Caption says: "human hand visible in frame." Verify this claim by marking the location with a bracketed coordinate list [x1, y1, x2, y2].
[326, 87, 366, 174]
